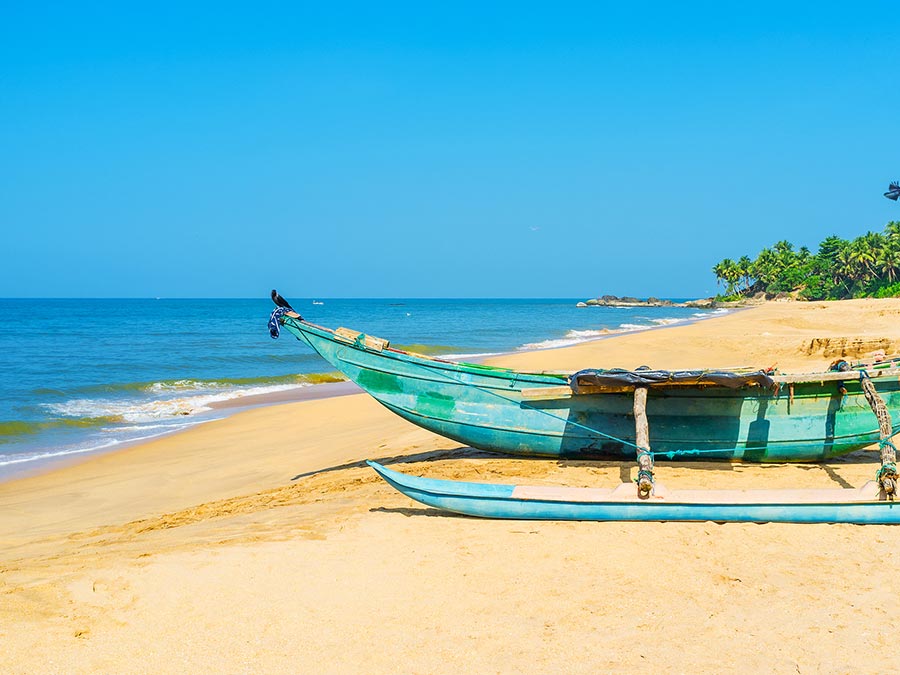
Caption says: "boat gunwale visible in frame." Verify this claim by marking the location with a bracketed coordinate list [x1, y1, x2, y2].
[367, 461, 896, 509]
[282, 317, 568, 384]
[284, 317, 900, 391]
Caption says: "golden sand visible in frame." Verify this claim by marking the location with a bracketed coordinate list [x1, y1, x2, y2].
[3, 299, 900, 673]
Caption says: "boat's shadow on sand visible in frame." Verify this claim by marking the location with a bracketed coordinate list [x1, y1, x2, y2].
[292, 446, 878, 491]
[290, 447, 497, 481]
[290, 446, 685, 482]
[369, 506, 471, 519]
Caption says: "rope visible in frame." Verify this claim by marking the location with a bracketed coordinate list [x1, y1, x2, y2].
[876, 462, 897, 482]
[860, 372, 897, 497]
[635, 449, 655, 490]
[268, 307, 291, 339]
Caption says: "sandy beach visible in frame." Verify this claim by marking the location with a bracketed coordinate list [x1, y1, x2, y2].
[4, 299, 900, 674]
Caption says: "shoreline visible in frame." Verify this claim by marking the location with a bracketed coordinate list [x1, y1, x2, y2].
[0, 304, 731, 484]
[0, 381, 366, 485]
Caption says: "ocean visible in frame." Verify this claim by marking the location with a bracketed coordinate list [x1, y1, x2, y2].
[0, 297, 724, 479]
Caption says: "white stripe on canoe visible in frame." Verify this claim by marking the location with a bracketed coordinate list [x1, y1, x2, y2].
[510, 481, 884, 504]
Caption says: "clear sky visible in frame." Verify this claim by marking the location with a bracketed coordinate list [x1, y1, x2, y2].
[2, 2, 898, 298]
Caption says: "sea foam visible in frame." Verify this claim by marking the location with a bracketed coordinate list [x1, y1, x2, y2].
[44, 382, 312, 424]
[517, 310, 729, 351]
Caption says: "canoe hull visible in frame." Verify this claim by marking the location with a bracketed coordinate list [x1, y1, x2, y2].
[368, 461, 900, 524]
[281, 318, 900, 462]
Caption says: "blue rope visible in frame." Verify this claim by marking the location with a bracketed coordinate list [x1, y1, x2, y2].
[876, 462, 897, 479]
[268, 307, 291, 339]
[636, 469, 655, 486]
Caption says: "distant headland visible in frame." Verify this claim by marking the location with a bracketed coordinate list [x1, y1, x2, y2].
[576, 295, 726, 309]
[576, 293, 809, 309]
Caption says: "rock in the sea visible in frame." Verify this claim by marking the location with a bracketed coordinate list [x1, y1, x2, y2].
[576, 301, 588, 307]
[582, 294, 689, 308]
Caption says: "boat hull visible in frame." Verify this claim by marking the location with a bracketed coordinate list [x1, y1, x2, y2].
[281, 318, 900, 462]
[368, 461, 900, 524]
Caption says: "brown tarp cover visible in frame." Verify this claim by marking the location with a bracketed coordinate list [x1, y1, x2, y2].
[569, 368, 776, 392]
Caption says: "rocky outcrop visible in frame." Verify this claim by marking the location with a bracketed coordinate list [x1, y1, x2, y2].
[583, 295, 674, 307]
[579, 295, 713, 308]
[577, 294, 767, 309]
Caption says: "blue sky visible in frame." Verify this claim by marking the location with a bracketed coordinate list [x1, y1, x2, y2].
[1, 2, 898, 298]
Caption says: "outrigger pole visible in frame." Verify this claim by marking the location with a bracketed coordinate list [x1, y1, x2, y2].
[634, 363, 900, 500]
[633, 386, 654, 498]
[832, 358, 898, 498]
[861, 374, 898, 497]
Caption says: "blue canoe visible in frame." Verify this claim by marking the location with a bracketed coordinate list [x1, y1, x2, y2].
[271, 296, 900, 463]
[367, 461, 900, 524]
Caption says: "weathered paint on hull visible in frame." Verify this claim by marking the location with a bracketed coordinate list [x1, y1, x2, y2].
[282, 319, 900, 462]
[368, 461, 900, 524]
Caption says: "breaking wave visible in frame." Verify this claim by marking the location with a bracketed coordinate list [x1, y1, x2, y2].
[41, 373, 344, 425]
[0, 371, 350, 470]
[517, 310, 729, 351]
[0, 416, 125, 443]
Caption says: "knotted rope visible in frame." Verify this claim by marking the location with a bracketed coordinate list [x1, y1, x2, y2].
[635, 450, 655, 497]
[860, 372, 898, 498]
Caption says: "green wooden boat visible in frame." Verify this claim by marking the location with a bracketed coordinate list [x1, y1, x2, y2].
[269, 292, 900, 466]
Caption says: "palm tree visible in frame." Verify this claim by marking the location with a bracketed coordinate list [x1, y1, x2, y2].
[751, 248, 779, 289]
[847, 238, 876, 285]
[712, 260, 729, 290]
[819, 235, 847, 263]
[877, 246, 900, 283]
[736, 255, 754, 293]
[773, 240, 797, 272]
[713, 258, 740, 295]
[713, 221, 900, 300]
[833, 245, 857, 296]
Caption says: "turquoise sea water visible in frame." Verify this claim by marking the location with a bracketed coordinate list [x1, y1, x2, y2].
[0, 297, 723, 477]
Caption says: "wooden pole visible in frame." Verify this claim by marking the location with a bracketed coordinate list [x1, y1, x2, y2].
[860, 375, 897, 497]
[633, 386, 654, 498]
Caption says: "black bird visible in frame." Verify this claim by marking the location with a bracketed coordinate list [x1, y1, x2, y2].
[271, 289, 295, 311]
[886, 182, 900, 201]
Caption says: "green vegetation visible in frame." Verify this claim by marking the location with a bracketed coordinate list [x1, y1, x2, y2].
[713, 221, 900, 301]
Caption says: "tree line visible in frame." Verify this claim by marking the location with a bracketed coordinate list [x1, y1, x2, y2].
[713, 221, 900, 300]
